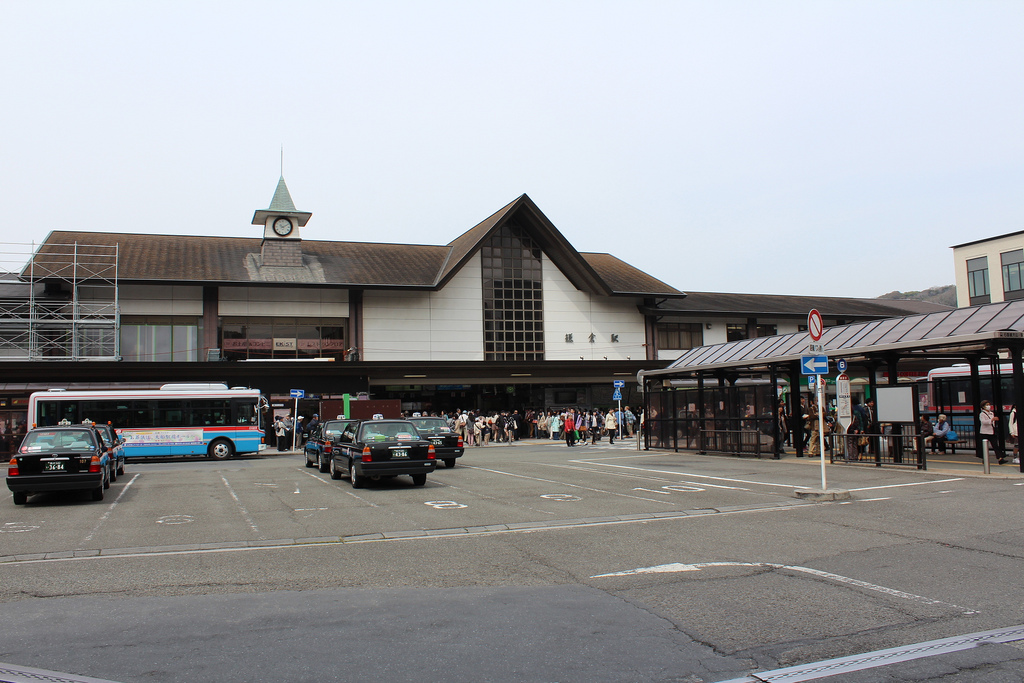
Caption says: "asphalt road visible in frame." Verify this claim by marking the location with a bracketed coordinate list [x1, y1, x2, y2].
[1, 440, 1023, 682]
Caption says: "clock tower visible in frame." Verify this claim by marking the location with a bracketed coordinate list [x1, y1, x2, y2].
[253, 176, 312, 267]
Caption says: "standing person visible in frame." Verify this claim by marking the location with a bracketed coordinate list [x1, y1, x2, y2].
[590, 409, 600, 444]
[549, 412, 561, 440]
[623, 406, 636, 437]
[306, 414, 320, 442]
[605, 409, 618, 445]
[979, 400, 1007, 464]
[564, 411, 576, 447]
[274, 416, 287, 452]
[283, 414, 294, 451]
[777, 399, 790, 447]
[1009, 405, 1020, 464]
[806, 403, 821, 456]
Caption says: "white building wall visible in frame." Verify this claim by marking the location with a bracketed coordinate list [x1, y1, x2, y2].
[218, 287, 349, 317]
[542, 255, 645, 360]
[952, 234, 1024, 307]
[362, 253, 484, 361]
[118, 285, 204, 316]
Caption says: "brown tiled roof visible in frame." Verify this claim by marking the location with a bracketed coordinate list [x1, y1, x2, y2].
[654, 291, 951, 318]
[35, 232, 449, 287]
[580, 253, 684, 297]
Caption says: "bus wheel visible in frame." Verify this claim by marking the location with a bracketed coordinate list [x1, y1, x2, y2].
[208, 439, 234, 460]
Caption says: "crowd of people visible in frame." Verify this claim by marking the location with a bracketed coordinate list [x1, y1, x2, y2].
[264, 407, 639, 451]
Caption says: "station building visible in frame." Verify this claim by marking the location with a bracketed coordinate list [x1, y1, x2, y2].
[0, 177, 947, 435]
[952, 230, 1024, 307]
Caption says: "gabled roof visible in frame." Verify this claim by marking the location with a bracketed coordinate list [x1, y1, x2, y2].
[436, 194, 676, 297]
[27, 195, 686, 297]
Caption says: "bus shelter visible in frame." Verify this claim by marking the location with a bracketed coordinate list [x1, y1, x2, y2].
[638, 300, 1024, 472]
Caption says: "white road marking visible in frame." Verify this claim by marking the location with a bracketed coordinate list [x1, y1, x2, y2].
[255, 482, 278, 487]
[156, 515, 195, 525]
[424, 501, 467, 509]
[462, 464, 682, 505]
[716, 624, 1024, 683]
[294, 508, 328, 512]
[568, 459, 808, 490]
[0, 523, 39, 533]
[590, 561, 977, 614]
[221, 475, 260, 536]
[299, 469, 380, 507]
[82, 473, 140, 543]
[847, 478, 964, 492]
[859, 497, 892, 502]
[633, 487, 672, 495]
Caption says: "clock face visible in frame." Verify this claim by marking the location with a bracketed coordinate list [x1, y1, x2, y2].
[272, 218, 292, 236]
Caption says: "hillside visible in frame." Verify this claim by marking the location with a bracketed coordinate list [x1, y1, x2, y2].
[876, 284, 956, 307]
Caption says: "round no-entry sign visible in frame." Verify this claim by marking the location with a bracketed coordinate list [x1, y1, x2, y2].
[808, 309, 823, 341]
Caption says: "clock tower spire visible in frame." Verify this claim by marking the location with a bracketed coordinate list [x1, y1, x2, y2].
[253, 175, 312, 267]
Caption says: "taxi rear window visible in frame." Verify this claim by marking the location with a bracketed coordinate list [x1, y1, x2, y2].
[21, 430, 96, 452]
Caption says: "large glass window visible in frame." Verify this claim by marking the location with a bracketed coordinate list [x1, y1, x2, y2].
[656, 323, 704, 350]
[120, 317, 198, 362]
[726, 324, 748, 342]
[1001, 250, 1024, 301]
[967, 256, 990, 305]
[481, 221, 544, 361]
[220, 317, 347, 360]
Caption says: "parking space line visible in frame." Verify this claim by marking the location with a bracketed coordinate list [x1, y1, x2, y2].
[299, 469, 379, 507]
[82, 473, 140, 544]
[569, 459, 811, 490]
[846, 478, 964, 492]
[221, 475, 260, 537]
[543, 463, 752, 490]
[461, 464, 683, 505]
[590, 561, 978, 614]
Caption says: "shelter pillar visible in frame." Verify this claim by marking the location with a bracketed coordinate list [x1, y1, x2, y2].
[1011, 344, 1024, 471]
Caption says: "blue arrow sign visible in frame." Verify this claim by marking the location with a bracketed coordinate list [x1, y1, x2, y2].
[801, 355, 829, 375]
[613, 380, 625, 388]
[290, 389, 305, 398]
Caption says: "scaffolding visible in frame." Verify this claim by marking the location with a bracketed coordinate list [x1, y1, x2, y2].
[0, 242, 119, 360]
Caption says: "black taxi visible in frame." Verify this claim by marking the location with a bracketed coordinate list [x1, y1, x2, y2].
[408, 417, 464, 468]
[7, 425, 112, 504]
[330, 419, 435, 488]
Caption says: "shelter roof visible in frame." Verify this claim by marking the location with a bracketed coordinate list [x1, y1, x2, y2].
[650, 291, 949, 319]
[644, 300, 1024, 378]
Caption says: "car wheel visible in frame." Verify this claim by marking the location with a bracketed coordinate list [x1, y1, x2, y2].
[208, 439, 234, 460]
[411, 473, 427, 486]
[91, 485, 104, 502]
[103, 469, 111, 489]
[349, 461, 364, 489]
[318, 453, 329, 473]
[444, 458, 456, 468]
[117, 461, 125, 476]
[12, 491, 27, 505]
[304, 452, 315, 467]
[330, 458, 341, 480]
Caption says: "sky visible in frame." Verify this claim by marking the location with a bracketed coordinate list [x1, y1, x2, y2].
[3, 1, 1023, 298]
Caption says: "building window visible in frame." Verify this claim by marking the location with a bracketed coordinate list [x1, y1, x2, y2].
[756, 324, 777, 337]
[1002, 250, 1024, 301]
[727, 324, 748, 342]
[220, 317, 347, 361]
[655, 323, 703, 350]
[120, 317, 198, 362]
[967, 256, 990, 305]
[482, 221, 544, 361]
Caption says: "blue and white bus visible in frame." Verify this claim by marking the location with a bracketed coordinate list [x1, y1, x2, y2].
[28, 384, 267, 459]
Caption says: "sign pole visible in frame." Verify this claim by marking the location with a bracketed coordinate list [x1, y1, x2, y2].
[817, 373, 827, 491]
[292, 395, 300, 452]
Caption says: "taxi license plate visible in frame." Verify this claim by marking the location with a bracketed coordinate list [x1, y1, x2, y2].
[430, 438, 442, 446]
[44, 461, 66, 472]
[391, 449, 409, 458]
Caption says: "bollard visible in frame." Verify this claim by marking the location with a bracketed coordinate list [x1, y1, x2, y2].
[983, 439, 991, 475]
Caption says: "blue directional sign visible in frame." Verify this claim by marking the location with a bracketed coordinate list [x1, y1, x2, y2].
[290, 389, 305, 398]
[612, 388, 622, 401]
[613, 380, 625, 388]
[801, 355, 829, 375]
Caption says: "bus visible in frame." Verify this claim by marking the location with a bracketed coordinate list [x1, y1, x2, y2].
[28, 384, 268, 459]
